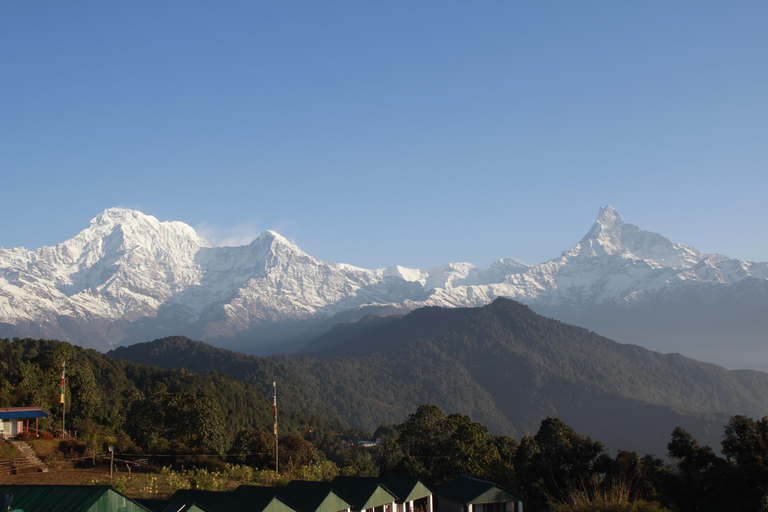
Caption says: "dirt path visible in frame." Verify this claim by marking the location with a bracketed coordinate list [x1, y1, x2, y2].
[0, 466, 114, 486]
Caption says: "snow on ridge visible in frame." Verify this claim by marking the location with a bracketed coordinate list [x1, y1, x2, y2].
[1, 205, 766, 349]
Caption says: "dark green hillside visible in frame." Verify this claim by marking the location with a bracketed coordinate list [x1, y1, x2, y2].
[0, 337, 350, 451]
[110, 336, 343, 423]
[110, 298, 768, 456]
[295, 313, 402, 354]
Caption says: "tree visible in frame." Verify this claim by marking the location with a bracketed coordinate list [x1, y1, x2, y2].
[164, 391, 227, 454]
[377, 439, 404, 476]
[67, 361, 100, 425]
[666, 426, 731, 512]
[432, 413, 501, 486]
[126, 391, 227, 454]
[398, 404, 451, 462]
[534, 417, 606, 498]
[721, 416, 768, 509]
[126, 394, 167, 452]
[229, 429, 275, 468]
[340, 444, 377, 477]
[379, 405, 518, 489]
[279, 434, 317, 471]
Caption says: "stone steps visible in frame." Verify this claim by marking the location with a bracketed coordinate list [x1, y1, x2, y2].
[8, 440, 48, 472]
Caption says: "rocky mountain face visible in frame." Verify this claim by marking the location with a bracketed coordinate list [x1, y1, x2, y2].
[2, 206, 766, 370]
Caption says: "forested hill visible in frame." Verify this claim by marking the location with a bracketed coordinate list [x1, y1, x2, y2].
[0, 337, 351, 454]
[109, 298, 768, 456]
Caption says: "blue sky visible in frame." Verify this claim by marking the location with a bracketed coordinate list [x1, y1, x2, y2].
[2, 1, 767, 269]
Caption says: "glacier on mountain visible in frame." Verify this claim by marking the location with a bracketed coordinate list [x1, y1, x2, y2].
[1, 205, 766, 370]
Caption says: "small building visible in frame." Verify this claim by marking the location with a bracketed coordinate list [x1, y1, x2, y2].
[0, 407, 50, 438]
[235, 485, 352, 512]
[435, 476, 524, 512]
[169, 489, 299, 512]
[285, 480, 398, 512]
[332, 477, 433, 512]
[0, 485, 150, 512]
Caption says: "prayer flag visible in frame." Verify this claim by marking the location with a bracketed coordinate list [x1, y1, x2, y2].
[60, 361, 65, 404]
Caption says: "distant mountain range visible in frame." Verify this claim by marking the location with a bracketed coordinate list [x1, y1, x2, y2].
[2, 206, 767, 370]
[110, 298, 768, 457]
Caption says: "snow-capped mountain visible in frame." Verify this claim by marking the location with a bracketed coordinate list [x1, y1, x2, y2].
[1, 206, 766, 370]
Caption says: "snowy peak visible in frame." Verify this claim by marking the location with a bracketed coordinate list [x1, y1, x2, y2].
[90, 207, 145, 229]
[251, 230, 300, 254]
[575, 205, 703, 269]
[2, 204, 766, 359]
[244, 229, 318, 271]
[84, 208, 207, 250]
[578, 205, 627, 254]
[594, 205, 623, 232]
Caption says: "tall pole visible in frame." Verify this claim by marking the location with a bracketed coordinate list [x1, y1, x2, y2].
[109, 445, 114, 484]
[273, 381, 278, 473]
[60, 360, 66, 438]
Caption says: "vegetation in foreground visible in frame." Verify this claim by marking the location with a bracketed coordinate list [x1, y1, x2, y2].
[2, 337, 768, 511]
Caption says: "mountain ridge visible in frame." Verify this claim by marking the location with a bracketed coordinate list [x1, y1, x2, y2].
[2, 206, 767, 370]
[109, 298, 768, 456]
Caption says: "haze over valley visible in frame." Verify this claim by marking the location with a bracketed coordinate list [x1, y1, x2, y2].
[1, 205, 766, 372]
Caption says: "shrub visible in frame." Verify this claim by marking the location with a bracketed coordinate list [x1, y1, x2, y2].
[58, 439, 87, 459]
[251, 469, 290, 487]
[226, 464, 254, 482]
[188, 468, 227, 491]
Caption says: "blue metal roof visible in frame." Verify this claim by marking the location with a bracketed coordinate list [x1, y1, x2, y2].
[0, 410, 50, 420]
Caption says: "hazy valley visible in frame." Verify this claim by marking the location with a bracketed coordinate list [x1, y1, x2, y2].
[1, 206, 766, 371]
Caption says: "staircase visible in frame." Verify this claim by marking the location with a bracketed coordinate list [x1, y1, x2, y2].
[7, 440, 48, 473]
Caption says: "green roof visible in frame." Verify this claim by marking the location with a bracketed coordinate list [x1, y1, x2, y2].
[235, 485, 352, 512]
[0, 485, 149, 512]
[435, 476, 523, 505]
[285, 481, 396, 511]
[169, 489, 298, 512]
[332, 477, 432, 503]
[135, 498, 210, 512]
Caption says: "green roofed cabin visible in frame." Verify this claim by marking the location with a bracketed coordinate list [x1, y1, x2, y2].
[0, 485, 149, 512]
[235, 485, 352, 512]
[435, 476, 524, 512]
[332, 477, 433, 512]
[0, 407, 50, 439]
[134, 499, 210, 512]
[285, 481, 397, 512]
[169, 489, 298, 512]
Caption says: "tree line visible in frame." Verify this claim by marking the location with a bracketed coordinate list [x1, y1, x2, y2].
[379, 404, 768, 512]
[0, 337, 353, 461]
[3, 337, 768, 511]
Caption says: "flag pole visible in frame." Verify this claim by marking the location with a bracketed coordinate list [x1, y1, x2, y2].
[273, 381, 278, 473]
[60, 360, 66, 438]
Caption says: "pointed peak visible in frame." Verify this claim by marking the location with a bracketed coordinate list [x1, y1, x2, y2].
[254, 230, 290, 244]
[580, 205, 625, 244]
[250, 230, 306, 255]
[595, 205, 623, 229]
